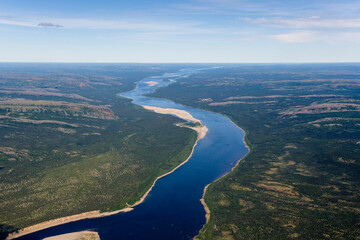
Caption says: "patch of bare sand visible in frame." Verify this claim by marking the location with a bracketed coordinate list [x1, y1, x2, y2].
[200, 185, 211, 223]
[42, 231, 100, 240]
[142, 105, 208, 139]
[7, 208, 133, 239]
[142, 105, 198, 122]
[144, 81, 158, 86]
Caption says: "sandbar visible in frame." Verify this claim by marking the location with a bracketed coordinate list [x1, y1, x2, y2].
[142, 105, 208, 139]
[43, 231, 100, 240]
[7, 208, 133, 239]
[144, 81, 158, 86]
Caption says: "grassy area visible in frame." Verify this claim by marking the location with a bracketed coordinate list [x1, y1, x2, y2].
[150, 64, 360, 239]
[0, 64, 197, 238]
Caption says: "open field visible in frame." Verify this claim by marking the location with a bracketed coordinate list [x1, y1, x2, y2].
[150, 64, 360, 239]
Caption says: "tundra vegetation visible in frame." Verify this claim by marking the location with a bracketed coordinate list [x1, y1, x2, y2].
[0, 63, 197, 239]
[149, 64, 360, 239]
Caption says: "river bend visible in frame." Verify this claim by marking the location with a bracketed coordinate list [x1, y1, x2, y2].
[15, 68, 249, 240]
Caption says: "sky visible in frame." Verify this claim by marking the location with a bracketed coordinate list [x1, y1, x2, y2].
[0, 0, 360, 63]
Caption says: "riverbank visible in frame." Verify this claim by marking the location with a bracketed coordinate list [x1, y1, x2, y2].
[142, 105, 208, 139]
[195, 117, 251, 239]
[7, 106, 208, 240]
[43, 231, 100, 240]
[6, 208, 133, 239]
[200, 185, 211, 223]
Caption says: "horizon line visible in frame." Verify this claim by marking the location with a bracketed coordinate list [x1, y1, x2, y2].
[0, 61, 360, 64]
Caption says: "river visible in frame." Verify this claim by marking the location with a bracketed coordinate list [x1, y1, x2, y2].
[14, 68, 249, 240]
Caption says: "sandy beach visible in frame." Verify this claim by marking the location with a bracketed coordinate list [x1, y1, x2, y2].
[144, 81, 159, 86]
[142, 105, 208, 139]
[200, 184, 211, 223]
[7, 105, 208, 240]
[7, 208, 133, 239]
[142, 105, 199, 122]
[43, 231, 100, 240]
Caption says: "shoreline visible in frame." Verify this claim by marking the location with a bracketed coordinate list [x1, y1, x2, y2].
[144, 81, 159, 86]
[142, 105, 208, 140]
[7, 208, 133, 239]
[43, 231, 100, 240]
[200, 184, 211, 223]
[7, 106, 208, 240]
[195, 117, 251, 239]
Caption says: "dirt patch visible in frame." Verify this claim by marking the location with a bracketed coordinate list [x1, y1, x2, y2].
[256, 181, 299, 197]
[337, 157, 355, 164]
[265, 168, 278, 174]
[281, 103, 360, 116]
[220, 231, 235, 240]
[219, 200, 230, 207]
[239, 199, 255, 210]
[209, 101, 276, 106]
[225, 94, 343, 101]
[230, 184, 252, 191]
[295, 164, 315, 177]
[284, 144, 297, 149]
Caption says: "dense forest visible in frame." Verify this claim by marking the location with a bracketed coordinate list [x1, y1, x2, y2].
[0, 64, 197, 239]
[150, 64, 360, 239]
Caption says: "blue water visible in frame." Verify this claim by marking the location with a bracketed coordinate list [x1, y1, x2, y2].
[15, 68, 249, 240]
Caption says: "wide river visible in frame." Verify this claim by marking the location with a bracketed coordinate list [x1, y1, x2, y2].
[15, 68, 249, 240]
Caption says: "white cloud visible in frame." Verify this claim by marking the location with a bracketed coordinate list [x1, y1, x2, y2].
[249, 17, 360, 29]
[270, 30, 360, 43]
[270, 31, 320, 43]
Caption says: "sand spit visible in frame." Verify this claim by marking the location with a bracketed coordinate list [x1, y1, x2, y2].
[7, 208, 133, 239]
[144, 81, 159, 86]
[43, 231, 100, 240]
[177, 122, 208, 140]
[8, 106, 208, 240]
[142, 105, 198, 122]
[142, 105, 208, 139]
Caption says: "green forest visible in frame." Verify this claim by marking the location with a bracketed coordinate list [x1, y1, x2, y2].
[150, 64, 360, 239]
[0, 64, 197, 239]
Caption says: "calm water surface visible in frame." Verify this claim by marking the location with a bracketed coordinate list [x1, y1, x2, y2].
[16, 68, 249, 240]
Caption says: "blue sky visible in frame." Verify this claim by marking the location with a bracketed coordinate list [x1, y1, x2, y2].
[1, 0, 360, 62]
